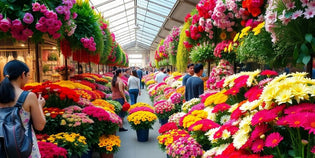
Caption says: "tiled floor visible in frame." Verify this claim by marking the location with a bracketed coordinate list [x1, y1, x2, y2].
[114, 88, 166, 158]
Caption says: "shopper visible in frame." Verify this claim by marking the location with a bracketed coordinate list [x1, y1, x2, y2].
[128, 70, 141, 105]
[185, 64, 204, 101]
[111, 69, 128, 132]
[123, 68, 131, 78]
[155, 67, 167, 83]
[182, 64, 194, 86]
[136, 67, 144, 89]
[0, 60, 46, 157]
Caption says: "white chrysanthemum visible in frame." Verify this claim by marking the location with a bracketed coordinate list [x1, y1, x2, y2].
[239, 101, 251, 112]
[228, 103, 239, 113]
[239, 115, 253, 129]
[222, 130, 231, 140]
[224, 74, 240, 87]
[216, 144, 230, 155]
[275, 89, 293, 105]
[205, 127, 220, 141]
[203, 147, 218, 158]
[171, 81, 182, 89]
[220, 115, 231, 124]
[233, 130, 249, 149]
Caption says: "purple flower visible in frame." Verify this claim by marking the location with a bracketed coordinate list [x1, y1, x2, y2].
[55, 6, 64, 14]
[23, 13, 34, 24]
[72, 12, 78, 19]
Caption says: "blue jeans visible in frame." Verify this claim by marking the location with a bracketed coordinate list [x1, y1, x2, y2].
[114, 98, 126, 118]
[129, 89, 139, 105]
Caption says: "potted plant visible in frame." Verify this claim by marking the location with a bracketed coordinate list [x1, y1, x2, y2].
[127, 110, 157, 142]
[96, 134, 121, 158]
[153, 100, 176, 125]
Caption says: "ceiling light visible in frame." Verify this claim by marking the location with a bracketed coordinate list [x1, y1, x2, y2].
[21, 44, 25, 47]
[52, 46, 57, 50]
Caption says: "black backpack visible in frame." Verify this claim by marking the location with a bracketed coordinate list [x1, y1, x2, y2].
[0, 91, 33, 158]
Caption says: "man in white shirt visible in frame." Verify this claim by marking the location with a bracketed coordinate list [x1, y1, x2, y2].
[155, 67, 168, 83]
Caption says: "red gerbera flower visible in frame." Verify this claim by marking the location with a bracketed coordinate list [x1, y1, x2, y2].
[302, 113, 315, 134]
[245, 86, 263, 102]
[265, 132, 283, 148]
[224, 87, 240, 96]
[250, 124, 270, 140]
[251, 110, 277, 126]
[215, 78, 225, 89]
[261, 70, 278, 76]
[286, 113, 305, 128]
[251, 139, 264, 153]
[233, 75, 249, 88]
[212, 103, 231, 113]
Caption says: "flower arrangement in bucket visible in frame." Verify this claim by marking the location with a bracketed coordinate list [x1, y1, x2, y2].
[154, 100, 176, 124]
[96, 134, 120, 157]
[166, 136, 204, 158]
[38, 141, 68, 158]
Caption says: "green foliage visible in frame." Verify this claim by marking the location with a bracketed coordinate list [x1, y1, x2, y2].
[100, 20, 113, 64]
[48, 53, 59, 61]
[106, 100, 122, 114]
[69, 1, 104, 54]
[43, 64, 50, 73]
[190, 42, 215, 63]
[176, 20, 191, 72]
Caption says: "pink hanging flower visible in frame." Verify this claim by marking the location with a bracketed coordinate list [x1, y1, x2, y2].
[55, 6, 65, 14]
[32, 2, 41, 12]
[311, 146, 315, 154]
[23, 13, 34, 24]
[265, 132, 283, 148]
[40, 4, 47, 13]
[73, 12, 78, 19]
[0, 18, 11, 32]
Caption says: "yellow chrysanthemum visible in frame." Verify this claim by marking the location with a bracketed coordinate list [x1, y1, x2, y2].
[233, 33, 239, 42]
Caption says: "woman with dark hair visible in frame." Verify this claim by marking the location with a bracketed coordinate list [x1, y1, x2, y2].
[111, 69, 128, 131]
[128, 70, 141, 105]
[0, 60, 46, 157]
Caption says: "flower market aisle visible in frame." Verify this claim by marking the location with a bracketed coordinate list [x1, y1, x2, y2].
[115, 88, 165, 158]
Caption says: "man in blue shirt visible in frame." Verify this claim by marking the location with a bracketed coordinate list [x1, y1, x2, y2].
[185, 64, 204, 101]
[136, 67, 143, 89]
[182, 64, 194, 86]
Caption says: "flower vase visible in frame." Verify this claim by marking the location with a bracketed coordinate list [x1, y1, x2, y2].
[136, 129, 149, 142]
[100, 153, 113, 158]
[81, 149, 93, 158]
[159, 118, 168, 126]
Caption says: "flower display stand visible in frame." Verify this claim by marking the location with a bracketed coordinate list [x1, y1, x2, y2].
[100, 153, 113, 158]
[136, 129, 149, 142]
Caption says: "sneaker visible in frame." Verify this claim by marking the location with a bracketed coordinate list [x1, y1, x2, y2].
[119, 128, 128, 132]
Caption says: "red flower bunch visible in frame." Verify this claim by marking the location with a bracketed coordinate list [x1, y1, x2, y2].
[212, 103, 231, 113]
[72, 49, 100, 63]
[158, 122, 178, 134]
[260, 70, 278, 76]
[245, 86, 263, 102]
[43, 107, 65, 118]
[214, 144, 273, 158]
[74, 80, 97, 90]
[242, 0, 264, 17]
[196, 0, 217, 19]
[214, 40, 232, 58]
[188, 119, 220, 132]
[36, 134, 49, 141]
[38, 141, 68, 158]
[129, 107, 154, 114]
[213, 123, 239, 139]
[93, 90, 106, 99]
[122, 102, 130, 111]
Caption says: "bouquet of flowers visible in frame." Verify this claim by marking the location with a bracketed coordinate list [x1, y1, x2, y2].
[168, 112, 187, 126]
[92, 99, 115, 113]
[38, 141, 68, 158]
[39, 107, 65, 134]
[157, 129, 190, 151]
[128, 102, 154, 112]
[47, 132, 89, 157]
[166, 136, 204, 158]
[213, 40, 237, 63]
[154, 100, 176, 120]
[127, 111, 157, 130]
[96, 134, 120, 154]
[182, 98, 201, 113]
[207, 59, 234, 90]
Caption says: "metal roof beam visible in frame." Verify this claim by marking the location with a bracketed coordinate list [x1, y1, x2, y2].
[137, 6, 167, 18]
[142, 25, 159, 32]
[137, 19, 161, 29]
[94, 0, 115, 8]
[110, 18, 134, 29]
[103, 6, 134, 19]
[109, 13, 134, 23]
[141, 30, 156, 37]
[138, 35, 154, 42]
[145, 0, 172, 10]
[116, 32, 135, 40]
[137, 12, 164, 23]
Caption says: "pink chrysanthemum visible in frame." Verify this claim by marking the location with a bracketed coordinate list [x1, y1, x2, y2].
[212, 103, 231, 113]
[276, 116, 289, 126]
[251, 110, 277, 126]
[284, 103, 315, 115]
[286, 113, 305, 128]
[265, 132, 283, 148]
[215, 78, 225, 89]
[270, 105, 286, 115]
[245, 86, 263, 102]
[233, 75, 249, 88]
[260, 70, 278, 76]
[250, 124, 270, 140]
[311, 146, 315, 154]
[251, 139, 264, 153]
[302, 113, 315, 134]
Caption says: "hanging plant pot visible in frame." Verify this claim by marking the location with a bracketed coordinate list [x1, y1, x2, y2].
[136, 129, 149, 142]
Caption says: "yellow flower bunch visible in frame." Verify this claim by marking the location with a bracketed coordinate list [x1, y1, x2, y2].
[127, 111, 157, 130]
[98, 135, 120, 153]
[145, 80, 155, 86]
[182, 110, 208, 128]
[92, 99, 115, 112]
[176, 86, 185, 95]
[47, 132, 87, 144]
[172, 72, 182, 77]
[204, 91, 228, 107]
[75, 89, 92, 100]
[53, 80, 92, 91]
[157, 129, 190, 147]
[25, 82, 42, 87]
[260, 72, 315, 109]
[128, 102, 154, 112]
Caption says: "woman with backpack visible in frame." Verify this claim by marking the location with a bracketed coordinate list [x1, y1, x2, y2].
[128, 70, 141, 105]
[0, 60, 46, 157]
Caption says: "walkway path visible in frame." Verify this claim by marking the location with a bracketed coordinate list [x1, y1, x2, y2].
[115, 88, 166, 158]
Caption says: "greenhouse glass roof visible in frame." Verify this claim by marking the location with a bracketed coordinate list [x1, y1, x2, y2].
[89, 0, 177, 49]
